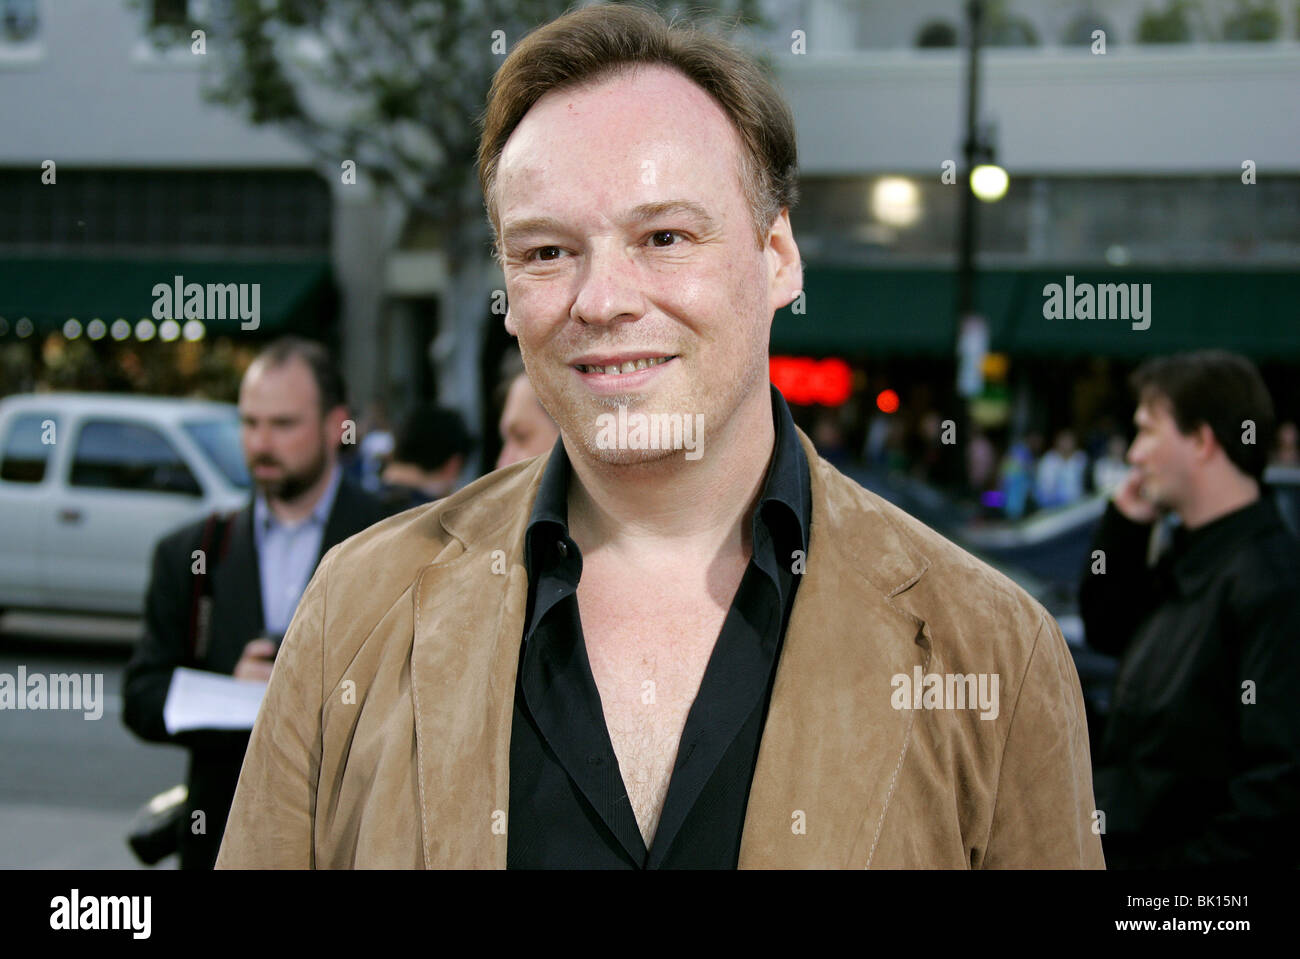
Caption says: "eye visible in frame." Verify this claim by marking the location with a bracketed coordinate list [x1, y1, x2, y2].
[648, 230, 685, 248]
[525, 246, 565, 262]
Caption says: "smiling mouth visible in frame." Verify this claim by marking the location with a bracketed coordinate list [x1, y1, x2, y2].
[574, 356, 676, 375]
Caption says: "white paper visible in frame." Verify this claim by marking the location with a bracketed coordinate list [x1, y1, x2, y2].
[163, 667, 268, 734]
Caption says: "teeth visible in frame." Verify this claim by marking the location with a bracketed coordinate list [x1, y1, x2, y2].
[578, 356, 673, 375]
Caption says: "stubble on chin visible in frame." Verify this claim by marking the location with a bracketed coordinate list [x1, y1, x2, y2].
[256, 448, 329, 504]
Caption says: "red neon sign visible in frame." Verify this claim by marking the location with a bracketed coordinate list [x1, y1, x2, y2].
[769, 356, 852, 406]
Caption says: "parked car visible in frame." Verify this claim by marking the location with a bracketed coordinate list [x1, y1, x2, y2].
[0, 393, 249, 617]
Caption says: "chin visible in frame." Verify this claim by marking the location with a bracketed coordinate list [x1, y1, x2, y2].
[577, 436, 684, 467]
[1143, 484, 1175, 512]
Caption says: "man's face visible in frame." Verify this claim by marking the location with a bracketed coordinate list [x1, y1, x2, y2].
[1127, 396, 1201, 511]
[239, 357, 336, 503]
[496, 64, 801, 464]
[497, 374, 559, 469]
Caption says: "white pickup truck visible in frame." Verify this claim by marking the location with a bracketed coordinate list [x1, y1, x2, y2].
[0, 393, 249, 617]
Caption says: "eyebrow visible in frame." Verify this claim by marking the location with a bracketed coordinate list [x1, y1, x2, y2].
[501, 199, 719, 247]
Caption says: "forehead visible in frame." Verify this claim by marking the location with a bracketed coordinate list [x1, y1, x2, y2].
[496, 64, 746, 221]
[241, 357, 318, 405]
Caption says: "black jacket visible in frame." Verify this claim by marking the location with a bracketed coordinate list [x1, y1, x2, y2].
[1080, 496, 1300, 867]
[122, 476, 389, 869]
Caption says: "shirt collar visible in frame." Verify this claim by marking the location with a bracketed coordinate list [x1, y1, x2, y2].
[524, 384, 811, 572]
[254, 461, 342, 533]
[756, 382, 812, 556]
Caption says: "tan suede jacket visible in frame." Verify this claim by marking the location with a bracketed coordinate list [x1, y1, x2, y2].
[216, 428, 1105, 869]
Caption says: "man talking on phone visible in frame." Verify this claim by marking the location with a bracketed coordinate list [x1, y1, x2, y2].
[1081, 350, 1300, 868]
[123, 337, 388, 869]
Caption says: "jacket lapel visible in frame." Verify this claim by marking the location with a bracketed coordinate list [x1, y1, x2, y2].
[317, 476, 381, 563]
[230, 506, 263, 632]
[208, 506, 264, 672]
[738, 432, 932, 868]
[408, 457, 544, 868]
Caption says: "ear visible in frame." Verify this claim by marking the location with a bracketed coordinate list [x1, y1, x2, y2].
[765, 209, 803, 313]
[325, 405, 350, 445]
[505, 308, 518, 337]
[1191, 422, 1219, 465]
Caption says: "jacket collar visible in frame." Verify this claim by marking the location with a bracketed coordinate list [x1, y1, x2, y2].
[1169, 496, 1281, 595]
[737, 432, 933, 867]
[412, 425, 933, 867]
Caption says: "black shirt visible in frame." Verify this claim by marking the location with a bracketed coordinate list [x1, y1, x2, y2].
[1080, 495, 1300, 867]
[507, 385, 812, 868]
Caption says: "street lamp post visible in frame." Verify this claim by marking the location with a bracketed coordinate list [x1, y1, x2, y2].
[955, 0, 993, 421]
[956, 0, 984, 327]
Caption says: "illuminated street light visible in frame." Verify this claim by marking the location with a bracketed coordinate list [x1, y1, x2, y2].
[871, 176, 921, 227]
[971, 164, 1009, 202]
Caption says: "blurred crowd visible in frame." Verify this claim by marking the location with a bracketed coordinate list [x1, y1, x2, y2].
[344, 378, 1300, 527]
[853, 406, 1300, 523]
[340, 346, 560, 514]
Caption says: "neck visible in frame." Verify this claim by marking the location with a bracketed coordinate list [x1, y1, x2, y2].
[1179, 471, 1259, 530]
[267, 461, 336, 525]
[565, 387, 775, 564]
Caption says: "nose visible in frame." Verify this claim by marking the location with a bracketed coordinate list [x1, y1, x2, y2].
[497, 441, 521, 470]
[571, 241, 645, 327]
[243, 422, 272, 455]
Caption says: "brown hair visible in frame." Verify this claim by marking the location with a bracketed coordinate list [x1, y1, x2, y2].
[476, 1, 799, 257]
[1130, 350, 1276, 482]
[252, 336, 347, 416]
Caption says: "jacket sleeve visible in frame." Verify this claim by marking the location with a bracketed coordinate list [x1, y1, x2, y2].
[215, 545, 331, 869]
[1170, 573, 1300, 866]
[122, 531, 188, 744]
[1078, 502, 1160, 658]
[122, 524, 254, 753]
[982, 612, 1107, 868]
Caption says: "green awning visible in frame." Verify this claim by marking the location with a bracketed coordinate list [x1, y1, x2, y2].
[773, 266, 1300, 358]
[0, 258, 334, 336]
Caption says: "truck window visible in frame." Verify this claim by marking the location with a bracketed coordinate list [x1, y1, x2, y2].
[69, 419, 202, 496]
[0, 412, 59, 483]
